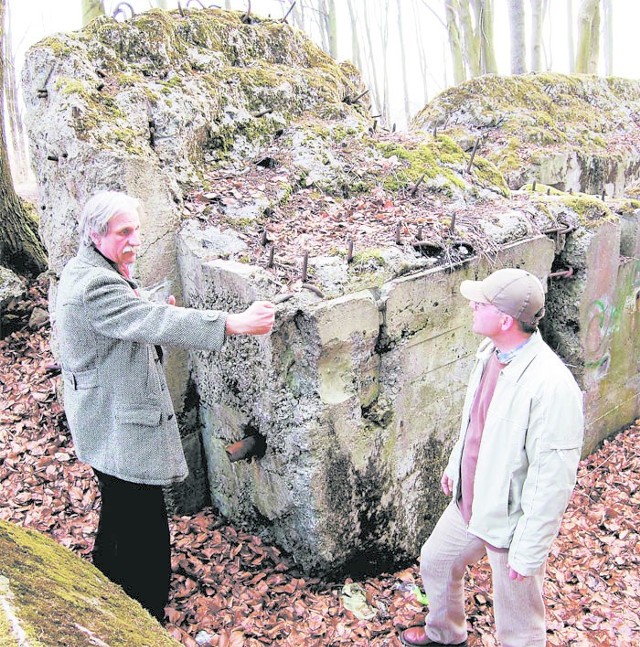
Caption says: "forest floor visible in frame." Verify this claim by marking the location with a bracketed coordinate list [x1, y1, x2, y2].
[1, 277, 639, 646]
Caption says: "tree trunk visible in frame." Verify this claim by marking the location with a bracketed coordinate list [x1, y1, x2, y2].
[602, 0, 613, 75]
[379, 0, 391, 124]
[479, 0, 498, 73]
[346, 0, 363, 72]
[459, 0, 481, 77]
[397, 0, 412, 123]
[325, 0, 338, 59]
[412, 0, 430, 106]
[529, 0, 544, 71]
[0, 0, 47, 275]
[363, 5, 383, 117]
[508, 0, 526, 73]
[445, 0, 467, 84]
[567, 0, 575, 72]
[3, 1, 28, 183]
[82, 0, 105, 27]
[575, 0, 600, 74]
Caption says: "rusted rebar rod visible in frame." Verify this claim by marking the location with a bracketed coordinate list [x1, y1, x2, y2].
[301, 251, 309, 282]
[302, 283, 324, 298]
[410, 174, 426, 196]
[226, 436, 258, 462]
[466, 138, 480, 173]
[548, 267, 574, 279]
[113, 2, 135, 20]
[344, 89, 369, 105]
[281, 1, 296, 23]
[253, 108, 273, 118]
[347, 240, 354, 263]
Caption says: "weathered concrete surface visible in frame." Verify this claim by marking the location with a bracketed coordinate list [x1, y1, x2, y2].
[543, 203, 640, 454]
[22, 9, 366, 279]
[178, 228, 555, 571]
[0, 520, 178, 646]
[0, 266, 26, 338]
[22, 8, 367, 515]
[413, 74, 640, 197]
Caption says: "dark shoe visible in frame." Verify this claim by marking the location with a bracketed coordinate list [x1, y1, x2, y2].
[399, 625, 468, 646]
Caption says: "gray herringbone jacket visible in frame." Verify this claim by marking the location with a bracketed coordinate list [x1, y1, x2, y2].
[56, 245, 227, 485]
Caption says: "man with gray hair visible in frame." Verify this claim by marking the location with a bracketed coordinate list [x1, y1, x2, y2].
[56, 190, 275, 622]
[400, 268, 584, 647]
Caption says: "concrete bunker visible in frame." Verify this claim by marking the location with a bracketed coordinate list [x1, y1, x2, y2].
[21, 8, 640, 573]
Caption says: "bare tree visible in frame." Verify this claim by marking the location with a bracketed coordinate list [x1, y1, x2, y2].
[3, 1, 28, 183]
[379, 0, 391, 123]
[443, 0, 498, 80]
[567, 0, 576, 72]
[508, 0, 525, 73]
[397, 0, 411, 122]
[602, 0, 613, 75]
[82, 0, 105, 26]
[319, 0, 338, 59]
[478, 0, 498, 73]
[345, 0, 363, 72]
[575, 0, 600, 74]
[361, 4, 382, 117]
[444, 0, 467, 84]
[0, 0, 47, 275]
[412, 0, 431, 106]
[530, 0, 544, 71]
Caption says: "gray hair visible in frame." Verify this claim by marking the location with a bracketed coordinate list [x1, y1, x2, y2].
[78, 191, 141, 246]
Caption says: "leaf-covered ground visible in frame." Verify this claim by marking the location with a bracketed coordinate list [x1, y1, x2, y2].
[1, 278, 639, 646]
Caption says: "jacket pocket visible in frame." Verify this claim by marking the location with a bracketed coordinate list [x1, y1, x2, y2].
[115, 407, 162, 426]
[63, 368, 98, 390]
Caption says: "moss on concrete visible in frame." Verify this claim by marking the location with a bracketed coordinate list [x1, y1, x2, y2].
[414, 73, 640, 191]
[0, 521, 179, 646]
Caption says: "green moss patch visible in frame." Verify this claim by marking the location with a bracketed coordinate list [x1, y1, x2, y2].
[0, 521, 179, 646]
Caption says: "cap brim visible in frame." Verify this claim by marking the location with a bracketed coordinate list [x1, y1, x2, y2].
[459, 280, 490, 303]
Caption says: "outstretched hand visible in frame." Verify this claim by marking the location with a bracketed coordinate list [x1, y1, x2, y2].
[225, 301, 275, 336]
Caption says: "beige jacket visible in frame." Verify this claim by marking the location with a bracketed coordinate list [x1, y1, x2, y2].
[56, 245, 227, 485]
[445, 332, 584, 575]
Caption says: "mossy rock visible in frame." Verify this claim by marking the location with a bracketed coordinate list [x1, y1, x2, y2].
[0, 521, 179, 646]
[412, 73, 640, 192]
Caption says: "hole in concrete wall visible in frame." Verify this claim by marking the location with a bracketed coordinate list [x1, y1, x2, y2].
[225, 424, 267, 462]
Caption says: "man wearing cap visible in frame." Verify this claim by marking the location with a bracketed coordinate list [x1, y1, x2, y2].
[400, 268, 584, 647]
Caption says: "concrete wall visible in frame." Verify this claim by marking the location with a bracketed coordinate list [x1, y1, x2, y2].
[544, 214, 640, 454]
[177, 229, 559, 572]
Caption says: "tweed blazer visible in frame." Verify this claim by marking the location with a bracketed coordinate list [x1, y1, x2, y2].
[56, 245, 228, 485]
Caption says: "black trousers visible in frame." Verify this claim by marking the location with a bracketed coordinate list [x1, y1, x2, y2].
[92, 469, 171, 622]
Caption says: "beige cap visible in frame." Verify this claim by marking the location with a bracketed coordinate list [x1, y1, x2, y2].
[460, 268, 546, 325]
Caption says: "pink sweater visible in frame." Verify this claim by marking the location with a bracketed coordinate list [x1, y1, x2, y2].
[459, 353, 505, 525]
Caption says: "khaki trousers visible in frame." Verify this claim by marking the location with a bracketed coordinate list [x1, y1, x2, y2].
[419, 501, 546, 646]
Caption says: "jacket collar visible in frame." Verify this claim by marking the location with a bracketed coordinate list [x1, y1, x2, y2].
[476, 331, 544, 381]
[77, 244, 140, 290]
